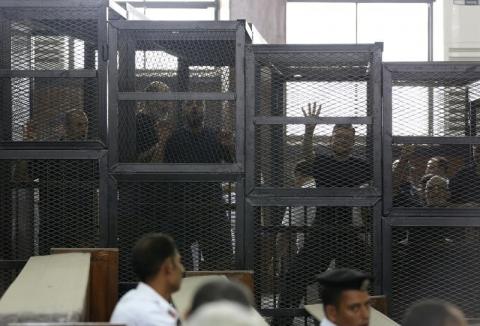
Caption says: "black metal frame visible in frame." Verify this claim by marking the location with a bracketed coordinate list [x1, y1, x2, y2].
[0, 0, 130, 147]
[107, 20, 251, 284]
[3, 8, 480, 322]
[245, 43, 384, 321]
[108, 20, 249, 173]
[246, 43, 384, 196]
[0, 0, 128, 286]
[382, 62, 480, 321]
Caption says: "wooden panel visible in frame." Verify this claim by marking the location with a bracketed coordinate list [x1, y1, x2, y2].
[184, 270, 254, 297]
[370, 295, 388, 315]
[51, 248, 119, 322]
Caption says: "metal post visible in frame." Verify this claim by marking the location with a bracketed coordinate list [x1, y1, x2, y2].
[97, 4, 109, 145]
[0, 19, 12, 141]
[98, 150, 109, 247]
[428, 2, 433, 62]
[235, 22, 246, 169]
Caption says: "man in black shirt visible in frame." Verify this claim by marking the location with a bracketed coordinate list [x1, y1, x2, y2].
[163, 101, 233, 270]
[449, 145, 480, 205]
[274, 124, 371, 326]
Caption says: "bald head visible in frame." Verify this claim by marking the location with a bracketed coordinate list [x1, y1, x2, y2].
[65, 110, 88, 140]
[425, 175, 449, 207]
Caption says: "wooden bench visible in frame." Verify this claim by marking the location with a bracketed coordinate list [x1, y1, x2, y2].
[0, 253, 91, 326]
[0, 248, 118, 326]
[50, 249, 118, 322]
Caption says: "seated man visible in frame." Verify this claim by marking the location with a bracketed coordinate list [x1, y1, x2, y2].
[424, 175, 450, 208]
[424, 156, 449, 179]
[63, 109, 89, 141]
[317, 268, 372, 326]
[111, 233, 184, 326]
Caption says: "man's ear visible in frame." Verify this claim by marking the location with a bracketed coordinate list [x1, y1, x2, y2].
[325, 304, 338, 324]
[162, 258, 174, 275]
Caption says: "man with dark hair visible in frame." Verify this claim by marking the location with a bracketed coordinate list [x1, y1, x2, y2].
[274, 123, 371, 326]
[317, 269, 372, 326]
[189, 280, 253, 316]
[163, 100, 234, 270]
[402, 300, 466, 326]
[111, 233, 184, 326]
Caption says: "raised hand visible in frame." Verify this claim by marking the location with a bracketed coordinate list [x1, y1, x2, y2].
[302, 102, 321, 133]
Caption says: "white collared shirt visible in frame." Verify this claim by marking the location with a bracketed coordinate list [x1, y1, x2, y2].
[321, 318, 337, 326]
[110, 282, 178, 326]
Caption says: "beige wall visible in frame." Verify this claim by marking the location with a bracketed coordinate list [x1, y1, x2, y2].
[227, 0, 286, 44]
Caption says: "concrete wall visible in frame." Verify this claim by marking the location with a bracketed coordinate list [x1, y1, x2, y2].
[228, 0, 286, 44]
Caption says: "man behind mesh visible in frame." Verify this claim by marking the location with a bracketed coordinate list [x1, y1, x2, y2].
[163, 100, 234, 270]
[135, 81, 175, 163]
[273, 123, 371, 326]
[450, 145, 480, 205]
[16, 109, 98, 254]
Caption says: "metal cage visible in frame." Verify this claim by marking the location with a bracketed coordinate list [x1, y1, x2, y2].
[244, 43, 383, 324]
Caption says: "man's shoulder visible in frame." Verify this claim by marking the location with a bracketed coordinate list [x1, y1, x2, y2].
[111, 289, 175, 326]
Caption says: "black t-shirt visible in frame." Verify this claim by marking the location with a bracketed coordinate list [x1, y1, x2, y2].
[164, 127, 232, 208]
[164, 127, 232, 164]
[136, 112, 157, 156]
[312, 154, 370, 188]
[312, 154, 371, 225]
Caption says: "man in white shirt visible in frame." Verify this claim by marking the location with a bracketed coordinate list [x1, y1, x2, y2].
[111, 233, 185, 326]
[318, 269, 371, 326]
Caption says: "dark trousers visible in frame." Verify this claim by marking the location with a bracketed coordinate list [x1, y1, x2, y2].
[173, 203, 233, 270]
[273, 209, 369, 326]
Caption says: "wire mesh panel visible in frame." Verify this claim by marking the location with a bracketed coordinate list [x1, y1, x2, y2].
[255, 124, 372, 189]
[118, 100, 235, 163]
[110, 21, 247, 166]
[249, 45, 382, 192]
[117, 30, 236, 93]
[116, 180, 238, 283]
[253, 205, 374, 324]
[0, 159, 100, 258]
[254, 51, 371, 117]
[391, 143, 480, 208]
[0, 4, 113, 142]
[384, 64, 480, 212]
[6, 77, 98, 141]
[390, 71, 480, 137]
[390, 225, 480, 321]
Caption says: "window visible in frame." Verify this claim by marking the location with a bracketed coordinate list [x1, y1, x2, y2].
[357, 3, 428, 61]
[287, 3, 357, 44]
[287, 1, 431, 61]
